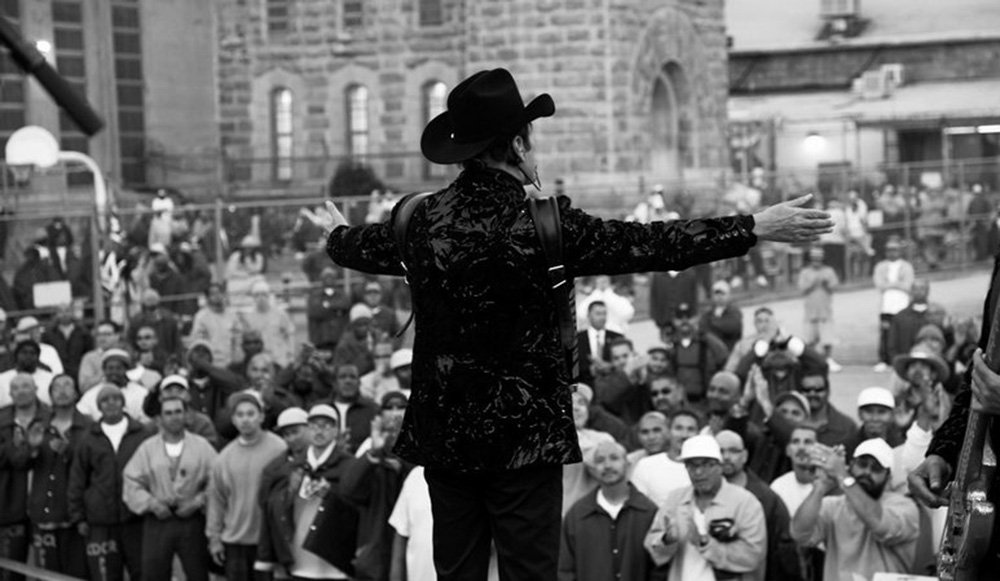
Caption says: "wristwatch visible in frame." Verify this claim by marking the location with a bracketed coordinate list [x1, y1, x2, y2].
[841, 476, 857, 488]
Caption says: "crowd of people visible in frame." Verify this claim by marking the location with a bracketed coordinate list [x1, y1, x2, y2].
[0, 226, 971, 581]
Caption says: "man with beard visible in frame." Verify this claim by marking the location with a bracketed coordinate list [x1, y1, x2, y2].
[76, 350, 149, 423]
[0, 340, 55, 406]
[791, 438, 919, 581]
[331, 363, 379, 454]
[666, 303, 728, 404]
[644, 435, 767, 581]
[631, 409, 700, 507]
[846, 387, 904, 452]
[559, 440, 662, 581]
[123, 396, 217, 581]
[26, 375, 92, 578]
[716, 430, 801, 581]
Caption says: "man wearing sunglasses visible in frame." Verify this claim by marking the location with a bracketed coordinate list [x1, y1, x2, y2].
[794, 359, 857, 454]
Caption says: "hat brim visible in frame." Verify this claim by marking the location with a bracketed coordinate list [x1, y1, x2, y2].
[421, 93, 555, 165]
[892, 354, 949, 381]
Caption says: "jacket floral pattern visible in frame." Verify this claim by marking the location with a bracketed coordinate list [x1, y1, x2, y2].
[327, 167, 757, 471]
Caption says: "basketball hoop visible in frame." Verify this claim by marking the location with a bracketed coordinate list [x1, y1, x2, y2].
[8, 163, 32, 185]
[5, 125, 60, 168]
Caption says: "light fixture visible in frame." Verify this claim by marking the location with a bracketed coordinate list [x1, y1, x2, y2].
[803, 132, 826, 155]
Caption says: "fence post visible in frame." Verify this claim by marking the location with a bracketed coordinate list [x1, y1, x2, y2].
[901, 165, 914, 262]
[958, 161, 967, 268]
[90, 210, 105, 321]
[342, 198, 354, 295]
[214, 197, 226, 281]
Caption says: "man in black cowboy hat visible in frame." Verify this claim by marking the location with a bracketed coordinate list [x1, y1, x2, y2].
[319, 68, 832, 580]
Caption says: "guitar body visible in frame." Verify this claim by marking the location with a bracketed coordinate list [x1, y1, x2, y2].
[939, 278, 1000, 580]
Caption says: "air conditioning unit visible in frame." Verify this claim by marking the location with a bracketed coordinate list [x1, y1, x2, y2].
[821, 0, 860, 18]
[881, 63, 905, 87]
[854, 69, 888, 100]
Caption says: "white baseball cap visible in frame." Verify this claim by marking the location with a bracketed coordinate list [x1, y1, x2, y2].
[276, 407, 309, 430]
[857, 387, 895, 411]
[853, 437, 894, 469]
[307, 404, 340, 424]
[390, 348, 413, 370]
[679, 435, 722, 462]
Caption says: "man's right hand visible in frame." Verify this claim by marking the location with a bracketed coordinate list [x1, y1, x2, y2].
[209, 538, 226, 567]
[149, 498, 173, 520]
[908, 454, 953, 508]
[752, 194, 834, 243]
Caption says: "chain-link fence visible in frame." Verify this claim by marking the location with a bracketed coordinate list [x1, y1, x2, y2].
[0, 153, 998, 328]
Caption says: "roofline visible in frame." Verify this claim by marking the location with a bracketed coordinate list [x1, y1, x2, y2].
[729, 32, 1000, 57]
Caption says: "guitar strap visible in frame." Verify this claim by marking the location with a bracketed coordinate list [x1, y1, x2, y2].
[391, 193, 579, 381]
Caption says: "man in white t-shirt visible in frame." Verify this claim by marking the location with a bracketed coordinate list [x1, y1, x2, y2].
[631, 409, 700, 507]
[769, 426, 818, 517]
[872, 237, 914, 372]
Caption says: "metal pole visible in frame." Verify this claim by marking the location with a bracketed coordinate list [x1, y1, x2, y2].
[59, 151, 108, 234]
[342, 198, 353, 295]
[89, 209, 104, 320]
[214, 197, 225, 281]
[958, 161, 967, 267]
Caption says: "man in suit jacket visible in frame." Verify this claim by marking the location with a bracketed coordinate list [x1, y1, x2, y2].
[577, 301, 623, 387]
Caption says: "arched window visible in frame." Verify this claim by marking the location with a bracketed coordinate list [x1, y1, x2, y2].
[346, 84, 369, 157]
[650, 62, 694, 184]
[423, 81, 448, 178]
[271, 87, 293, 181]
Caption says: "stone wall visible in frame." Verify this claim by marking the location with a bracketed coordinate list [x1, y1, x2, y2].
[215, 0, 731, 208]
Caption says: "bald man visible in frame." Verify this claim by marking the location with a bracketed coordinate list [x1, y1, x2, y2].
[626, 412, 669, 477]
[717, 430, 801, 581]
[559, 441, 661, 581]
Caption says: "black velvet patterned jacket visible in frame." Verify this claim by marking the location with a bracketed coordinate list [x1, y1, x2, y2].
[327, 167, 757, 472]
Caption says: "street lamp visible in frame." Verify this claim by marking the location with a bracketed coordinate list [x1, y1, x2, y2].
[6, 124, 110, 318]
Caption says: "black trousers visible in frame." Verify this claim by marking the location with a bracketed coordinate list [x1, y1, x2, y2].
[425, 464, 562, 581]
[33, 525, 88, 579]
[85, 521, 143, 581]
[879, 313, 894, 364]
[224, 543, 258, 581]
[0, 523, 29, 581]
[143, 514, 210, 581]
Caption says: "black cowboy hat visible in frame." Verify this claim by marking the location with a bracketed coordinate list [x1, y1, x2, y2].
[421, 68, 555, 165]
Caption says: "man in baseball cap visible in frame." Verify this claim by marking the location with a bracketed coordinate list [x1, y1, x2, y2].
[791, 437, 919, 581]
[646, 434, 767, 579]
[851, 387, 902, 449]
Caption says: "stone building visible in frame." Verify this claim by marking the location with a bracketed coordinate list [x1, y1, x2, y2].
[727, 0, 1000, 192]
[215, 0, 731, 212]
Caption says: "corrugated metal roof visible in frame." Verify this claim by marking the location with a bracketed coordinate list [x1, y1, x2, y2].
[728, 78, 1000, 123]
[726, 0, 1000, 52]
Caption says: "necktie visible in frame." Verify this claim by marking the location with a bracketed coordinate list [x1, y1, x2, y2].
[596, 332, 604, 361]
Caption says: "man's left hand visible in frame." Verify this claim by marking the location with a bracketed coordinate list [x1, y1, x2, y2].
[317, 200, 348, 239]
[971, 348, 1000, 414]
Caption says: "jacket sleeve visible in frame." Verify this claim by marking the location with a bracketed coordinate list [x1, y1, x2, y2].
[559, 197, 757, 278]
[557, 515, 577, 581]
[644, 504, 682, 567]
[122, 443, 155, 515]
[205, 459, 227, 542]
[67, 438, 89, 524]
[326, 221, 407, 277]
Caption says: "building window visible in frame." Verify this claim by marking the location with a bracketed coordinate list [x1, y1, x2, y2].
[112, 0, 146, 185]
[424, 81, 447, 178]
[271, 88, 293, 181]
[0, 0, 26, 167]
[343, 0, 363, 28]
[346, 85, 368, 157]
[419, 0, 444, 26]
[266, 0, 290, 34]
[53, 0, 91, 185]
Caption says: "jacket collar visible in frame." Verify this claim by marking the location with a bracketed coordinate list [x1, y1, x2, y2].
[454, 166, 527, 206]
[581, 483, 653, 518]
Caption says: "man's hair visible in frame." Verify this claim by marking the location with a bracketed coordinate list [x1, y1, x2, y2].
[587, 301, 607, 314]
[668, 407, 702, 428]
[754, 307, 774, 317]
[460, 124, 532, 170]
[48, 373, 78, 397]
[608, 337, 633, 352]
[790, 425, 818, 439]
[638, 410, 668, 426]
[583, 440, 628, 468]
[649, 375, 681, 391]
